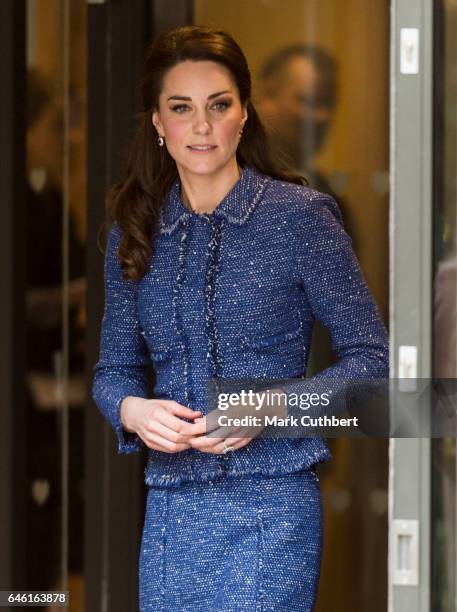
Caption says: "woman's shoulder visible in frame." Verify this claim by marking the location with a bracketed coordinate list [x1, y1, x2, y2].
[259, 173, 344, 229]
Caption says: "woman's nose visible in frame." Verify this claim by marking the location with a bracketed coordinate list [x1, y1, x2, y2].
[193, 113, 211, 134]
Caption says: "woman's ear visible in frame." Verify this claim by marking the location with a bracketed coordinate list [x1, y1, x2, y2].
[151, 111, 163, 136]
[242, 105, 248, 126]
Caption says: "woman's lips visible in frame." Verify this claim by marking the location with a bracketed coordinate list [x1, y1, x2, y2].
[187, 145, 217, 153]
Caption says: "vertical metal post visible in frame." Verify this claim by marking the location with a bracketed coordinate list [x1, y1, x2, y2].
[389, 0, 433, 611]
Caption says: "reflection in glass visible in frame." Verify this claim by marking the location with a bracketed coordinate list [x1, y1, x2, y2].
[25, 1, 86, 608]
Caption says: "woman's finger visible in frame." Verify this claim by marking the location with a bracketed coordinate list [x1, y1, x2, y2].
[143, 430, 190, 453]
[146, 419, 193, 445]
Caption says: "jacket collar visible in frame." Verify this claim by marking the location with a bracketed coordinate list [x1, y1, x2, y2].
[159, 164, 271, 234]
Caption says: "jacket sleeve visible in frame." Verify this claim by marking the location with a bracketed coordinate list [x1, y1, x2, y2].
[279, 194, 390, 416]
[91, 222, 150, 454]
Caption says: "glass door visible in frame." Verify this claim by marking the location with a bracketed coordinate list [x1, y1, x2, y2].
[191, 2, 390, 610]
[25, 0, 87, 607]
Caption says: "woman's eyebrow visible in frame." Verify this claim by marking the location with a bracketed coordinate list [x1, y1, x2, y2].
[167, 90, 232, 101]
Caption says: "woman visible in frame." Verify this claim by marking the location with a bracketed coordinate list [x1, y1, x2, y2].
[92, 25, 389, 611]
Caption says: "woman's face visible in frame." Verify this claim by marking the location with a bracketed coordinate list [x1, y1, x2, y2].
[152, 60, 248, 176]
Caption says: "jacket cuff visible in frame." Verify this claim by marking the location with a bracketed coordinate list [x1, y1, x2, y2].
[276, 375, 387, 438]
[92, 375, 146, 454]
[114, 394, 144, 454]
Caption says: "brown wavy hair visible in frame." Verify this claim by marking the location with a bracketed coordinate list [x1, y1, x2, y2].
[101, 25, 308, 281]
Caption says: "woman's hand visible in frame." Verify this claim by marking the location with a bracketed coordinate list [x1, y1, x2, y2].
[188, 387, 288, 455]
[120, 396, 203, 453]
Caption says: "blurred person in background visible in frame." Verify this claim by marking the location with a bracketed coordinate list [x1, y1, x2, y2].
[256, 45, 358, 379]
[25, 68, 85, 593]
[255, 44, 356, 230]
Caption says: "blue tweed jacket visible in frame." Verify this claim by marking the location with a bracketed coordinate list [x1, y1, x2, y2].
[92, 164, 389, 488]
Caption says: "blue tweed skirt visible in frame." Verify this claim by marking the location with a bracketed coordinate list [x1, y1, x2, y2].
[139, 466, 323, 611]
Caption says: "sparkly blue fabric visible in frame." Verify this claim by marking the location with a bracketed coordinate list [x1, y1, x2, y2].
[139, 468, 323, 611]
[92, 164, 389, 488]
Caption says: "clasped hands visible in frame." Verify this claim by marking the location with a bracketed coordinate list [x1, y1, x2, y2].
[120, 388, 287, 455]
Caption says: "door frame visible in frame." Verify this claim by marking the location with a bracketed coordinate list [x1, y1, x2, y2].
[389, 1, 433, 610]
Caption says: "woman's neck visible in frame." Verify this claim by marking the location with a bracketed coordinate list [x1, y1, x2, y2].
[179, 160, 242, 214]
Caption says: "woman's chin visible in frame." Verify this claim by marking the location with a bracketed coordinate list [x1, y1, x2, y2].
[178, 157, 228, 176]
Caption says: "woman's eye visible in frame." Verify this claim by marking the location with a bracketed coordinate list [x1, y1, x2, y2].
[170, 100, 232, 114]
[171, 104, 189, 113]
[212, 101, 231, 111]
